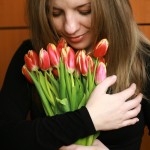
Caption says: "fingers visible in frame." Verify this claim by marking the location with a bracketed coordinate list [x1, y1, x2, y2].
[114, 83, 136, 101]
[59, 145, 76, 150]
[59, 141, 109, 150]
[124, 93, 143, 111]
[121, 117, 140, 127]
[125, 104, 141, 120]
[119, 94, 142, 128]
[93, 139, 109, 150]
[97, 75, 117, 94]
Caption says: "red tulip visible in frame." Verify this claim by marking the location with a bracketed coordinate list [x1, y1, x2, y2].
[24, 50, 39, 71]
[93, 39, 109, 58]
[57, 38, 67, 54]
[76, 50, 88, 76]
[74, 51, 81, 76]
[22, 65, 33, 83]
[47, 43, 60, 68]
[95, 62, 106, 84]
[39, 48, 51, 71]
[86, 55, 94, 73]
[62, 46, 75, 74]
[52, 68, 59, 77]
[99, 57, 105, 63]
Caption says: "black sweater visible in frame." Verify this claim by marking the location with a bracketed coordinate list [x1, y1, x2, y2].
[1, 40, 150, 150]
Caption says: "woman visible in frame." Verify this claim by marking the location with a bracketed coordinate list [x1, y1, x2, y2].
[46, 0, 149, 149]
[0, 0, 149, 149]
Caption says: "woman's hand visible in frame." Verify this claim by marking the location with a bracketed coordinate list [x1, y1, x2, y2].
[59, 139, 109, 150]
[86, 75, 142, 131]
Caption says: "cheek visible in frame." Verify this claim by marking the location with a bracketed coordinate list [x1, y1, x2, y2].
[87, 18, 91, 28]
[52, 19, 64, 34]
[81, 18, 91, 29]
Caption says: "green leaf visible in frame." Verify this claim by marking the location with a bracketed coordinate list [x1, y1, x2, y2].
[56, 97, 70, 113]
[46, 71, 59, 94]
[70, 85, 77, 111]
[39, 71, 55, 106]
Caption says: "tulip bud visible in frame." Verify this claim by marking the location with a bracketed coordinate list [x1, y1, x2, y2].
[22, 65, 33, 83]
[57, 38, 67, 53]
[47, 43, 60, 68]
[76, 50, 88, 76]
[87, 55, 94, 73]
[95, 62, 106, 84]
[62, 46, 75, 74]
[24, 50, 39, 71]
[39, 48, 51, 71]
[93, 39, 109, 58]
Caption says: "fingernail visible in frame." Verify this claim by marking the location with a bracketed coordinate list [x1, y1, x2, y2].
[131, 83, 136, 89]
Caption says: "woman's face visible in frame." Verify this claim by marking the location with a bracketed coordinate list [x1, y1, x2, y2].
[49, 0, 94, 51]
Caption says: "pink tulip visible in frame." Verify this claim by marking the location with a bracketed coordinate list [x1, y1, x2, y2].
[93, 39, 109, 58]
[95, 62, 106, 84]
[24, 50, 39, 71]
[57, 38, 67, 54]
[47, 43, 60, 68]
[39, 48, 51, 71]
[22, 65, 33, 83]
[62, 46, 75, 74]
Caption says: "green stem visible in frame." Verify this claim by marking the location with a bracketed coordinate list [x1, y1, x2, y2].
[44, 71, 55, 106]
[28, 71, 54, 116]
[46, 71, 59, 93]
[64, 66, 71, 106]
[59, 58, 66, 99]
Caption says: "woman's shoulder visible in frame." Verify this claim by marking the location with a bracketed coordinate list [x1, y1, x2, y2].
[18, 39, 33, 53]
[12, 39, 33, 62]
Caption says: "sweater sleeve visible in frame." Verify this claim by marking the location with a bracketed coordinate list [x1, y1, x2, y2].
[0, 40, 96, 150]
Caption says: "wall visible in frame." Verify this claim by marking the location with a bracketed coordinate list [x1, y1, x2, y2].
[0, 0, 150, 149]
[0, 0, 29, 89]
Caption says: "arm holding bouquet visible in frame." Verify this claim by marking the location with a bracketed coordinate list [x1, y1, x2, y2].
[0, 40, 142, 150]
[21, 35, 142, 146]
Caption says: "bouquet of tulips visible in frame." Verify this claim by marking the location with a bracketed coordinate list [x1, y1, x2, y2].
[22, 38, 108, 146]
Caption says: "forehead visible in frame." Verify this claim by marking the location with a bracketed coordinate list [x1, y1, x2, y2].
[51, 0, 91, 8]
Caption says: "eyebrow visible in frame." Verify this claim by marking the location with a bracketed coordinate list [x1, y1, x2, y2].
[77, 2, 91, 8]
[53, 2, 91, 10]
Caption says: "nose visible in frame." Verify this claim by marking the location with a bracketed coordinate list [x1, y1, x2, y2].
[64, 13, 80, 35]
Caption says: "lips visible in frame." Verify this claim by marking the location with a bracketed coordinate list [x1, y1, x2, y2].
[66, 32, 88, 43]
[69, 35, 83, 43]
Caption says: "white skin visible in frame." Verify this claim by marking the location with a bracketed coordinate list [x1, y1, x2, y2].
[49, 0, 142, 149]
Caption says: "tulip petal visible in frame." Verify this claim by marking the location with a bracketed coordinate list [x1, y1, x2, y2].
[39, 48, 51, 70]
[95, 62, 106, 84]
[93, 39, 109, 58]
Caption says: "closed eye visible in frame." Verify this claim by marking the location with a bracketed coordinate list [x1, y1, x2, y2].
[79, 10, 91, 15]
[52, 8, 63, 17]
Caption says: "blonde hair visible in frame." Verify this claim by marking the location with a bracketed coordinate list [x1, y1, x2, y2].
[91, 0, 150, 94]
[27, 0, 58, 50]
[27, 0, 150, 95]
